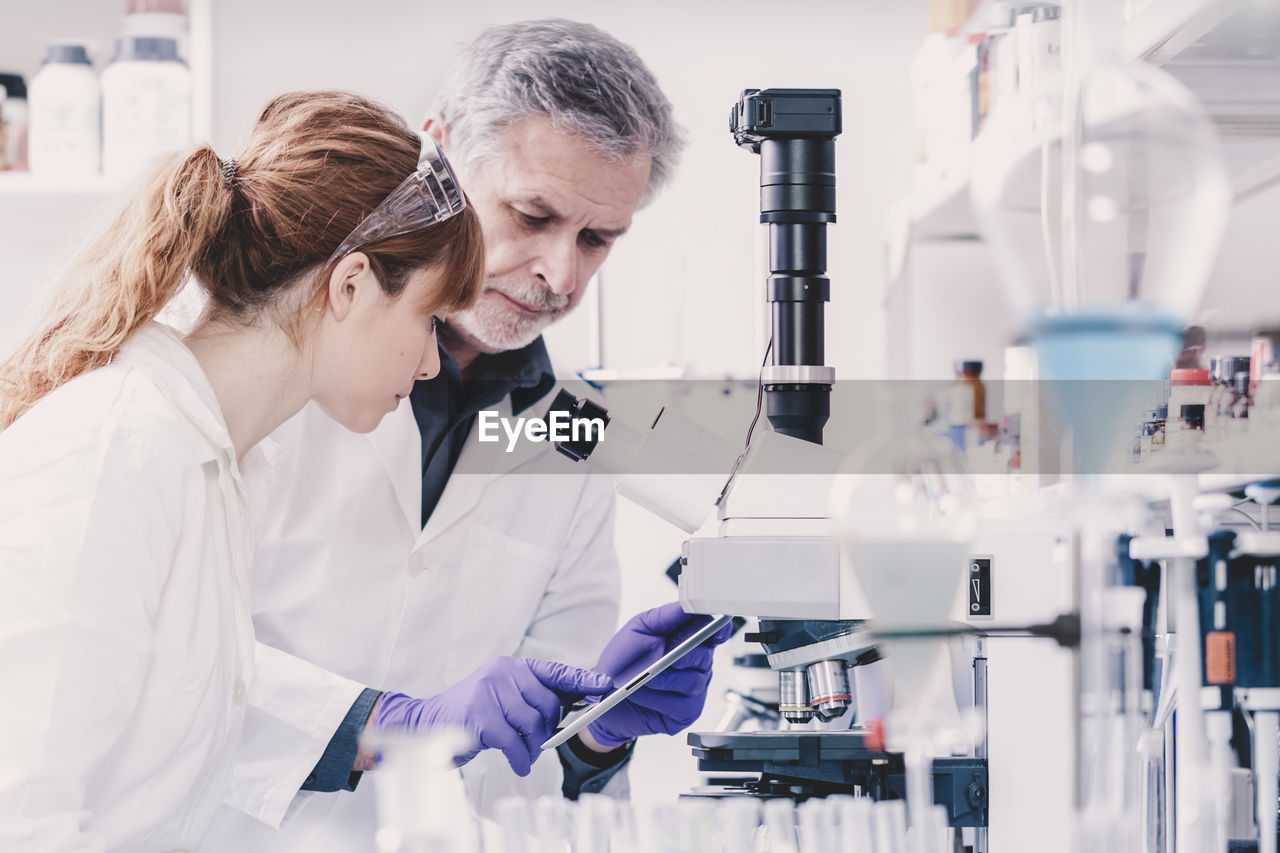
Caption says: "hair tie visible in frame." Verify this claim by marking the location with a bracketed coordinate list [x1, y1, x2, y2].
[221, 157, 239, 189]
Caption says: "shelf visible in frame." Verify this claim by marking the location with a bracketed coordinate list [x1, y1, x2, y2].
[905, 0, 1262, 243]
[1123, 0, 1242, 64]
[0, 0, 213, 200]
[0, 174, 129, 196]
[908, 166, 977, 241]
[1113, 472, 1280, 506]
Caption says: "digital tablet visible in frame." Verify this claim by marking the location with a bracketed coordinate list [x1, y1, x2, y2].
[541, 614, 733, 751]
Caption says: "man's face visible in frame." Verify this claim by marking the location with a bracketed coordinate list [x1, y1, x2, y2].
[445, 115, 652, 354]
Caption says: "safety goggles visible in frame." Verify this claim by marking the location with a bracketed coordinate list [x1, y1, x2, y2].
[325, 131, 467, 267]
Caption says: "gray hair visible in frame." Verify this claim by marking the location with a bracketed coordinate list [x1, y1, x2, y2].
[435, 19, 684, 207]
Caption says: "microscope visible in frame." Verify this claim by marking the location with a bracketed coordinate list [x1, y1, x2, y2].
[676, 89, 985, 825]
[681, 88, 874, 720]
[548, 89, 988, 829]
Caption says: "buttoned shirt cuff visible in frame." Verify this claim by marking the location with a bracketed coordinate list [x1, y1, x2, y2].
[557, 735, 634, 800]
[300, 687, 381, 793]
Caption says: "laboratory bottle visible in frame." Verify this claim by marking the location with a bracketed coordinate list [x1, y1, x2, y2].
[1176, 325, 1208, 370]
[1252, 365, 1280, 438]
[943, 360, 986, 453]
[1149, 406, 1167, 456]
[101, 36, 192, 179]
[1225, 357, 1252, 393]
[1141, 405, 1175, 459]
[1015, 4, 1061, 96]
[124, 0, 189, 62]
[1139, 410, 1161, 459]
[1211, 356, 1250, 443]
[1183, 404, 1204, 433]
[0, 84, 7, 171]
[969, 4, 1019, 128]
[1167, 367, 1210, 437]
[1168, 404, 1205, 454]
[27, 42, 100, 177]
[1223, 371, 1251, 441]
[0, 73, 29, 171]
[1247, 334, 1277, 443]
[1251, 329, 1280, 399]
[997, 412, 1021, 472]
[1206, 356, 1223, 436]
[947, 360, 986, 422]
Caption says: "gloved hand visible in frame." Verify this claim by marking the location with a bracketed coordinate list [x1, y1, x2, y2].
[375, 657, 612, 776]
[586, 602, 733, 750]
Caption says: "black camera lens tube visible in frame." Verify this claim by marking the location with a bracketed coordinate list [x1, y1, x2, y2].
[732, 89, 841, 445]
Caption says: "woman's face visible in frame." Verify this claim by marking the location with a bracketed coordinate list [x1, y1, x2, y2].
[315, 263, 444, 433]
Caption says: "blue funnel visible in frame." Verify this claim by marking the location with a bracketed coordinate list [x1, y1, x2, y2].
[1025, 310, 1184, 474]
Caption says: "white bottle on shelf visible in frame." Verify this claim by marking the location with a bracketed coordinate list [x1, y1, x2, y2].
[123, 0, 189, 63]
[27, 41, 101, 177]
[0, 73, 30, 171]
[101, 35, 192, 179]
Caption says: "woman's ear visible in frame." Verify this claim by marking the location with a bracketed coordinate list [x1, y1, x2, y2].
[326, 252, 372, 322]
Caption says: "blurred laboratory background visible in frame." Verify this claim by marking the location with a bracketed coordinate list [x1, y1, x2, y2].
[0, 0, 933, 380]
[0, 1, 927, 822]
[6, 1, 1280, 851]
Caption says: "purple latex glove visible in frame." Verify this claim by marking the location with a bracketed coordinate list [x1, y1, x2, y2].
[375, 657, 612, 776]
[586, 602, 733, 749]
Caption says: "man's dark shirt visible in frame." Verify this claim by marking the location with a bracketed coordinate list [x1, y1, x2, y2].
[409, 337, 555, 527]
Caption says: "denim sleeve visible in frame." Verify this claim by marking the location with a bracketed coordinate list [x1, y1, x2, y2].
[558, 735, 634, 800]
[300, 687, 381, 793]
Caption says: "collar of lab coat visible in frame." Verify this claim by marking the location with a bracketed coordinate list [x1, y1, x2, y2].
[370, 378, 590, 543]
[112, 322, 280, 479]
[417, 393, 549, 543]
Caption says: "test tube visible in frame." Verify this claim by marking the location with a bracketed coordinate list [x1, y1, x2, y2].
[828, 795, 874, 852]
[609, 803, 642, 853]
[575, 794, 615, 853]
[872, 800, 908, 853]
[532, 797, 573, 853]
[369, 729, 479, 853]
[678, 799, 718, 853]
[651, 804, 687, 853]
[905, 804, 949, 853]
[492, 797, 533, 853]
[1255, 711, 1279, 853]
[720, 799, 762, 852]
[797, 799, 839, 853]
[763, 799, 800, 853]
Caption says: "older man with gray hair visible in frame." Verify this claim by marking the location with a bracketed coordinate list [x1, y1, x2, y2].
[203, 18, 716, 851]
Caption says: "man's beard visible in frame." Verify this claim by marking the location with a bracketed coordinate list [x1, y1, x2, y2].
[447, 277, 570, 354]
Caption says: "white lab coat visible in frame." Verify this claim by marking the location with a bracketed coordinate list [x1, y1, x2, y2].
[0, 322, 270, 852]
[205, 383, 621, 851]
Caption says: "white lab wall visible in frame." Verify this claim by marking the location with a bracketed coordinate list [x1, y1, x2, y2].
[0, 3, 125, 74]
[203, 0, 927, 378]
[885, 187, 1280, 383]
[886, 239, 1019, 380]
[0, 193, 112, 349]
[0, 0, 933, 816]
[0, 2, 146, 348]
[1, 0, 928, 378]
